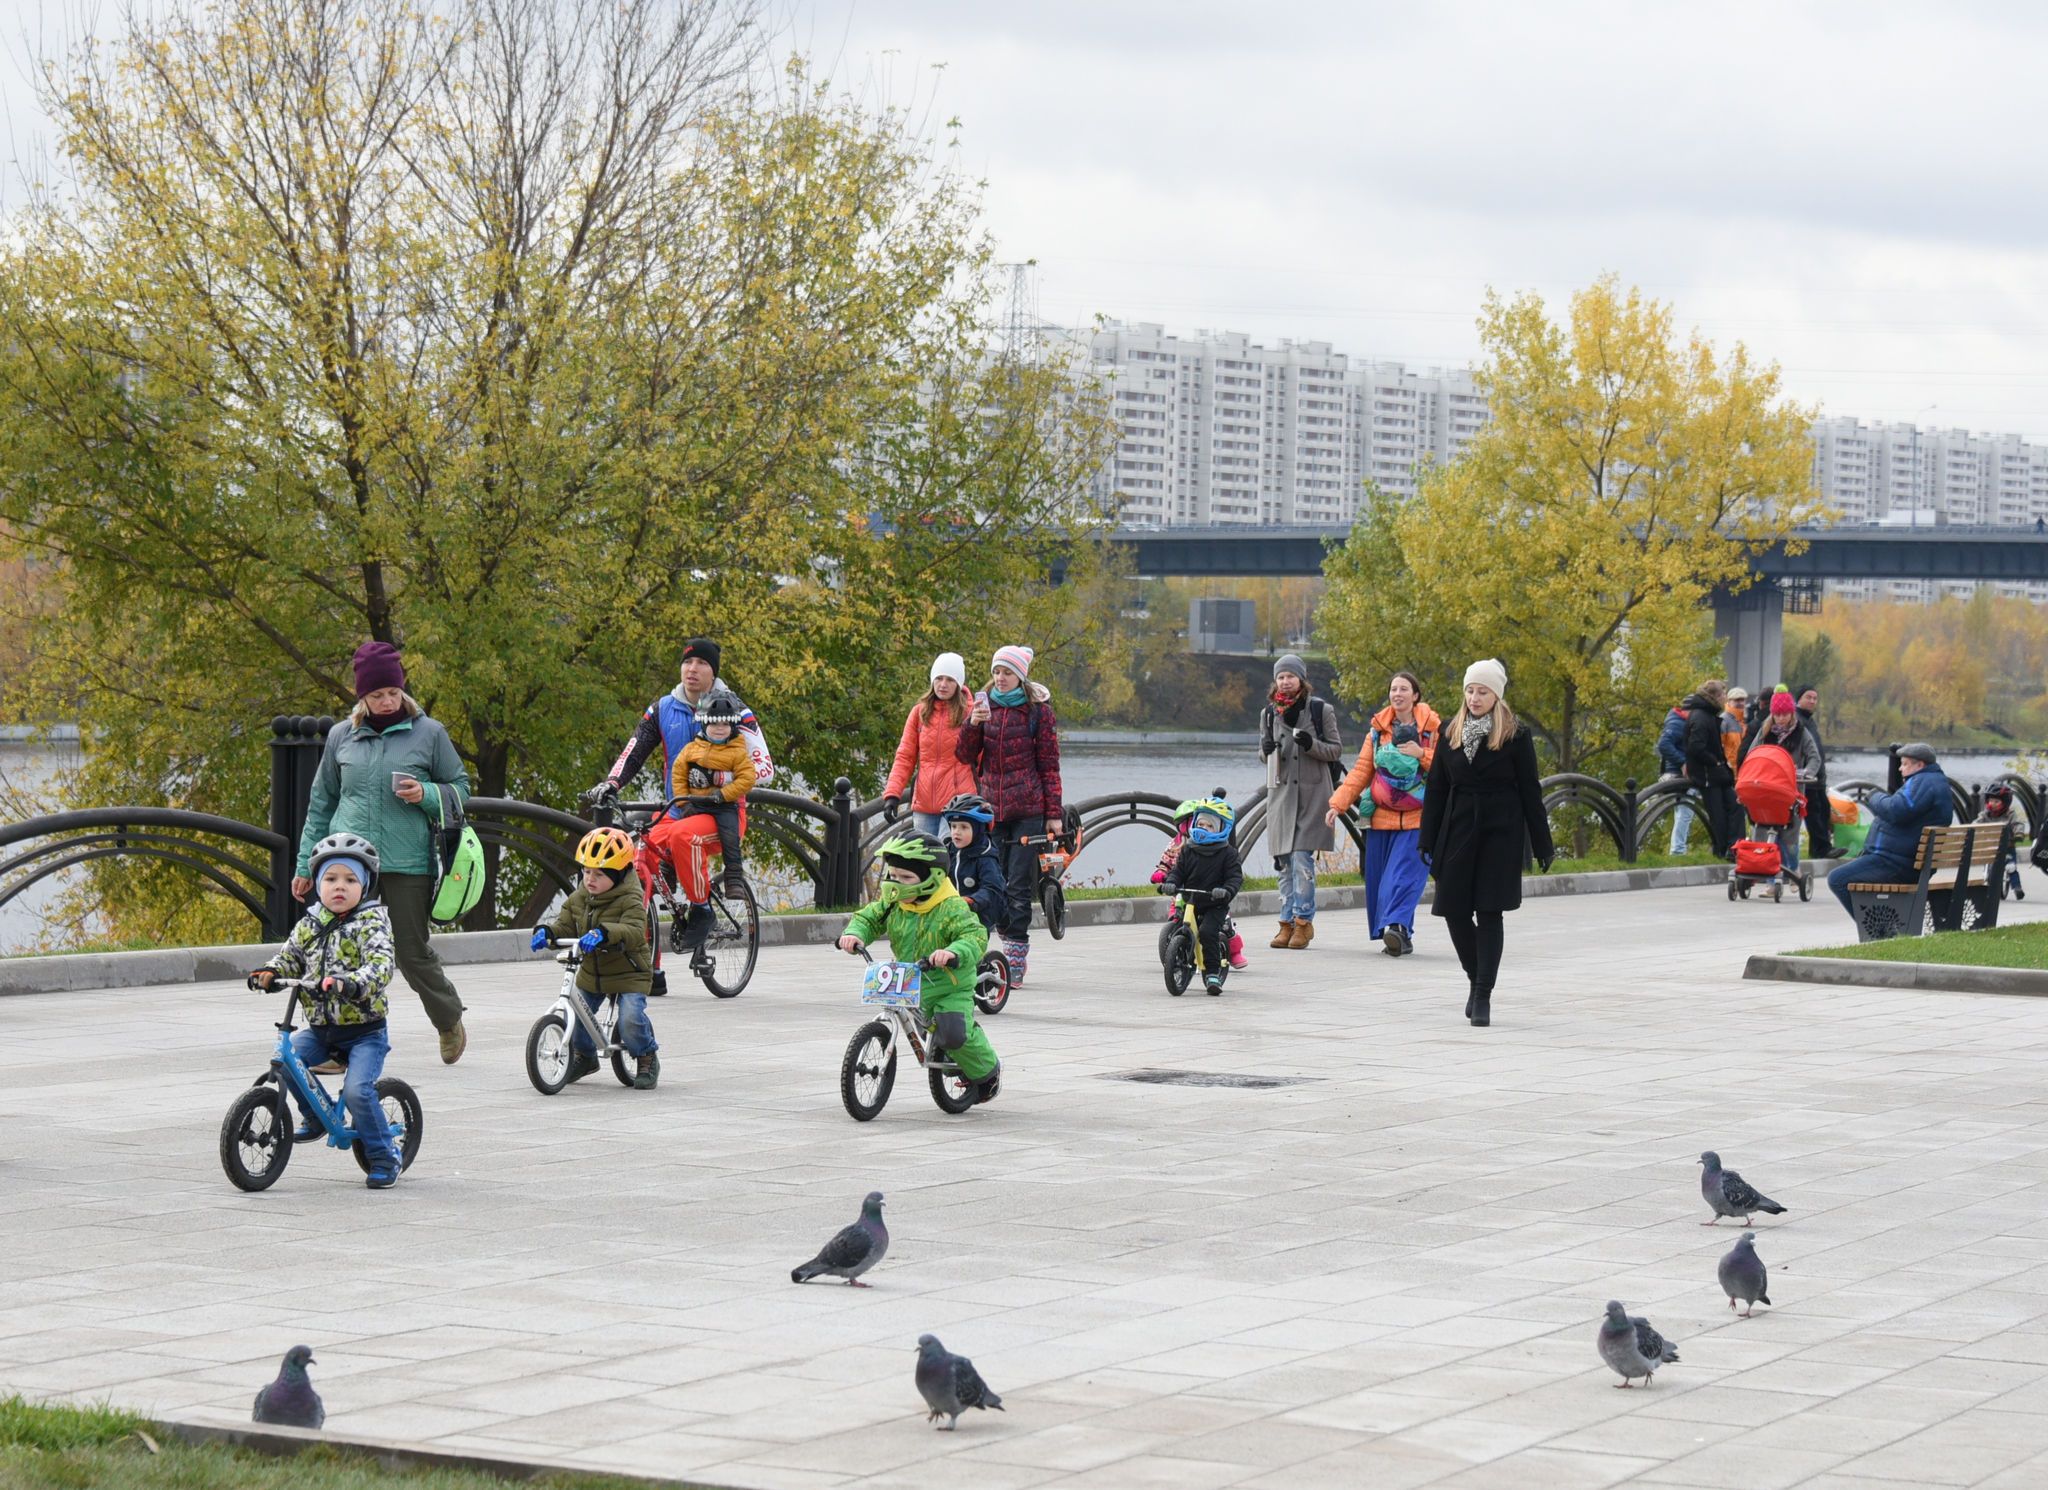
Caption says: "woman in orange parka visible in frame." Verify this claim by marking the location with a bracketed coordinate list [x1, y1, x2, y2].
[1327, 671, 1440, 958]
[881, 653, 982, 836]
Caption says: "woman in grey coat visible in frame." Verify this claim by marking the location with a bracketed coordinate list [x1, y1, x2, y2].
[1259, 655, 1343, 949]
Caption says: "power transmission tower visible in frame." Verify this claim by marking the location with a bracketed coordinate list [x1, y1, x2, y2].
[999, 260, 1038, 365]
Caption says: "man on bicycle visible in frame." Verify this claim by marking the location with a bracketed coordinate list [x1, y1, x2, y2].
[593, 638, 776, 972]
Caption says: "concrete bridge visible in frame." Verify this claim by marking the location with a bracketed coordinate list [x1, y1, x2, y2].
[1105, 523, 2048, 691]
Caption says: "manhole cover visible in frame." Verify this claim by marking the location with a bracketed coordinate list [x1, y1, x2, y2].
[1103, 1069, 1311, 1089]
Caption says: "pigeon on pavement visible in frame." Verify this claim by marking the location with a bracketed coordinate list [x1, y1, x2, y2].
[252, 1345, 325, 1429]
[915, 1333, 1004, 1429]
[792, 1191, 889, 1286]
[1597, 1301, 1678, 1388]
[1719, 1231, 1772, 1317]
[1698, 1151, 1787, 1225]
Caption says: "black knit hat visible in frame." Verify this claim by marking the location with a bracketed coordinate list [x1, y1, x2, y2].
[680, 637, 721, 674]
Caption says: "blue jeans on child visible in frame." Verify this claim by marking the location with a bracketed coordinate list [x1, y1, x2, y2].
[1276, 851, 1317, 922]
[291, 1023, 397, 1171]
[571, 992, 657, 1057]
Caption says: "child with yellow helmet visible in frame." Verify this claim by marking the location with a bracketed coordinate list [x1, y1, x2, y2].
[530, 826, 659, 1088]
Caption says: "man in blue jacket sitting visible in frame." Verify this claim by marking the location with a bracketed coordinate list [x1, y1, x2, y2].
[1827, 742, 1953, 916]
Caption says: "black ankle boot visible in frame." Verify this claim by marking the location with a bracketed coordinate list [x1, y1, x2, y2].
[1464, 982, 1476, 1019]
[1470, 993, 1491, 1027]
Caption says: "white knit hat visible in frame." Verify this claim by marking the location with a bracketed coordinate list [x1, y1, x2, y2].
[930, 653, 967, 687]
[1463, 658, 1508, 699]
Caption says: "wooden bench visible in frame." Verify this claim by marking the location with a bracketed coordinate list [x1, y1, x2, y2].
[1844, 822, 2014, 943]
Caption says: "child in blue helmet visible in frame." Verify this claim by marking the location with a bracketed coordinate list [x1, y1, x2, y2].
[940, 793, 1006, 929]
[1154, 798, 1250, 969]
[1158, 798, 1243, 994]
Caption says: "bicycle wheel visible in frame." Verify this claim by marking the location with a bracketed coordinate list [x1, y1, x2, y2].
[1042, 880, 1068, 939]
[644, 900, 666, 994]
[1163, 924, 1195, 996]
[840, 1020, 898, 1121]
[929, 1064, 977, 1115]
[352, 1077, 423, 1174]
[973, 952, 1011, 1016]
[698, 877, 758, 998]
[525, 1011, 571, 1094]
[220, 1084, 293, 1192]
[1156, 916, 1176, 964]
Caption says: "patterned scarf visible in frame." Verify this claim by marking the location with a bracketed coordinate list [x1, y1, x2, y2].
[1460, 714, 1493, 761]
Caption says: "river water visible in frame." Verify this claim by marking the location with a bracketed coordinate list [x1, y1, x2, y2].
[0, 737, 2025, 952]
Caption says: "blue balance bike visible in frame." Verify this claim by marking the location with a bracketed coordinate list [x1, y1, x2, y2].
[219, 977, 423, 1191]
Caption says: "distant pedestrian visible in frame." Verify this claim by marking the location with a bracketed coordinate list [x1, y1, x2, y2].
[296, 642, 470, 1064]
[1418, 659, 1554, 1028]
[1796, 687, 1834, 860]
[1681, 678, 1739, 859]
[1655, 695, 1697, 854]
[1260, 654, 1343, 950]
[883, 654, 980, 837]
[1328, 671, 1439, 956]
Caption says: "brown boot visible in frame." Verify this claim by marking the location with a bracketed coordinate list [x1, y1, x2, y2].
[1287, 920, 1315, 950]
[1269, 920, 1296, 949]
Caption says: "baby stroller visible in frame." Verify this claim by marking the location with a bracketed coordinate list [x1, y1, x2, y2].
[1729, 742, 1812, 903]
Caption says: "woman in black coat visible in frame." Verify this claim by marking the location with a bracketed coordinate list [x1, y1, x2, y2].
[1418, 659, 1555, 1027]
[1680, 678, 1737, 857]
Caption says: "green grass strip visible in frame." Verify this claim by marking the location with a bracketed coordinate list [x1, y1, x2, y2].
[1794, 919, 2048, 968]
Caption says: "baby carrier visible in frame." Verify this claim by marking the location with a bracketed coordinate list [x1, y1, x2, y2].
[1728, 742, 1810, 901]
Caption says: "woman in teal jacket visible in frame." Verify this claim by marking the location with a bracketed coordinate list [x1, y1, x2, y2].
[296, 641, 472, 1062]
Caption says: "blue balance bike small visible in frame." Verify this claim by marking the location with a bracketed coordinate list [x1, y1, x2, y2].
[219, 977, 423, 1191]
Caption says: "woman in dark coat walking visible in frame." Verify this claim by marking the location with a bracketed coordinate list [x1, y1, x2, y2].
[1418, 659, 1554, 1027]
[1681, 678, 1738, 858]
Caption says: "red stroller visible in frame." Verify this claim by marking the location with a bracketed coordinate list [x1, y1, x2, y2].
[1729, 743, 1812, 903]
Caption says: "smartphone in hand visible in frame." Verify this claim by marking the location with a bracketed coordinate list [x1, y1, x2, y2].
[392, 772, 419, 796]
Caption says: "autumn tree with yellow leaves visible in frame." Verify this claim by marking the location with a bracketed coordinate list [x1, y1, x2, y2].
[1321, 277, 1825, 776]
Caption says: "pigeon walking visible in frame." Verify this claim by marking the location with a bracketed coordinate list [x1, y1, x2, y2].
[252, 1345, 325, 1429]
[915, 1333, 1004, 1429]
[1718, 1231, 1772, 1317]
[1597, 1301, 1678, 1388]
[1698, 1151, 1787, 1225]
[792, 1191, 889, 1287]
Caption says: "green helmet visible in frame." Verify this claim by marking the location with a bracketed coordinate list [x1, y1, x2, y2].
[877, 833, 947, 898]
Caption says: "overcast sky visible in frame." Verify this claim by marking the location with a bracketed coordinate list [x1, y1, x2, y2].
[9, 1, 2048, 435]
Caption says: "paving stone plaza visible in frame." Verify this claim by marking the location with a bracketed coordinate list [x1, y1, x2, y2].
[6, 883, 2048, 1489]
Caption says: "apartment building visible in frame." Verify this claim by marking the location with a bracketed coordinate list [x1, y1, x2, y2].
[1087, 322, 1482, 526]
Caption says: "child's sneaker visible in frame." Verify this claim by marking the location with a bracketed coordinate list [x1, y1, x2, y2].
[1204, 971, 1224, 996]
[365, 1164, 398, 1190]
[682, 904, 716, 949]
[723, 866, 748, 898]
[633, 1052, 660, 1090]
[648, 969, 668, 997]
[972, 1062, 1001, 1105]
[565, 1048, 600, 1085]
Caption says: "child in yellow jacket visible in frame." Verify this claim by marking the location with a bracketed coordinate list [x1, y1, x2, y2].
[675, 690, 757, 899]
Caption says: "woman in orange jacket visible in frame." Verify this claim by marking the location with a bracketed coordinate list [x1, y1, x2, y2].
[1327, 671, 1440, 957]
[882, 654, 983, 835]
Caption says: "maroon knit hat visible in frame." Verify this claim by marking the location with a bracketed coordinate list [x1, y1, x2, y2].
[352, 641, 406, 699]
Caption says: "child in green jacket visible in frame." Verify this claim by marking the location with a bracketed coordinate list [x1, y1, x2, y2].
[837, 833, 1000, 1104]
[531, 827, 659, 1089]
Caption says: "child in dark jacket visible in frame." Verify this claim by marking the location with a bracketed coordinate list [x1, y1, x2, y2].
[249, 832, 402, 1187]
[940, 793, 1006, 929]
[1159, 798, 1244, 994]
[1152, 800, 1249, 969]
[531, 827, 660, 1089]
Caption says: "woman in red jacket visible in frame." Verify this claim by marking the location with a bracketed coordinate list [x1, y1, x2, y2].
[956, 644, 1063, 987]
[882, 653, 980, 835]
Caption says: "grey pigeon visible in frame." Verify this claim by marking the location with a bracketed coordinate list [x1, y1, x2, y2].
[1718, 1230, 1772, 1317]
[915, 1333, 1004, 1429]
[1597, 1300, 1679, 1388]
[252, 1345, 324, 1429]
[792, 1191, 888, 1286]
[1698, 1151, 1787, 1225]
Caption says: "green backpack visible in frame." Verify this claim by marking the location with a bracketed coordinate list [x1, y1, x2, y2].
[428, 796, 486, 930]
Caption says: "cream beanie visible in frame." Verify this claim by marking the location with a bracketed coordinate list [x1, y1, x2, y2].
[1463, 658, 1508, 699]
